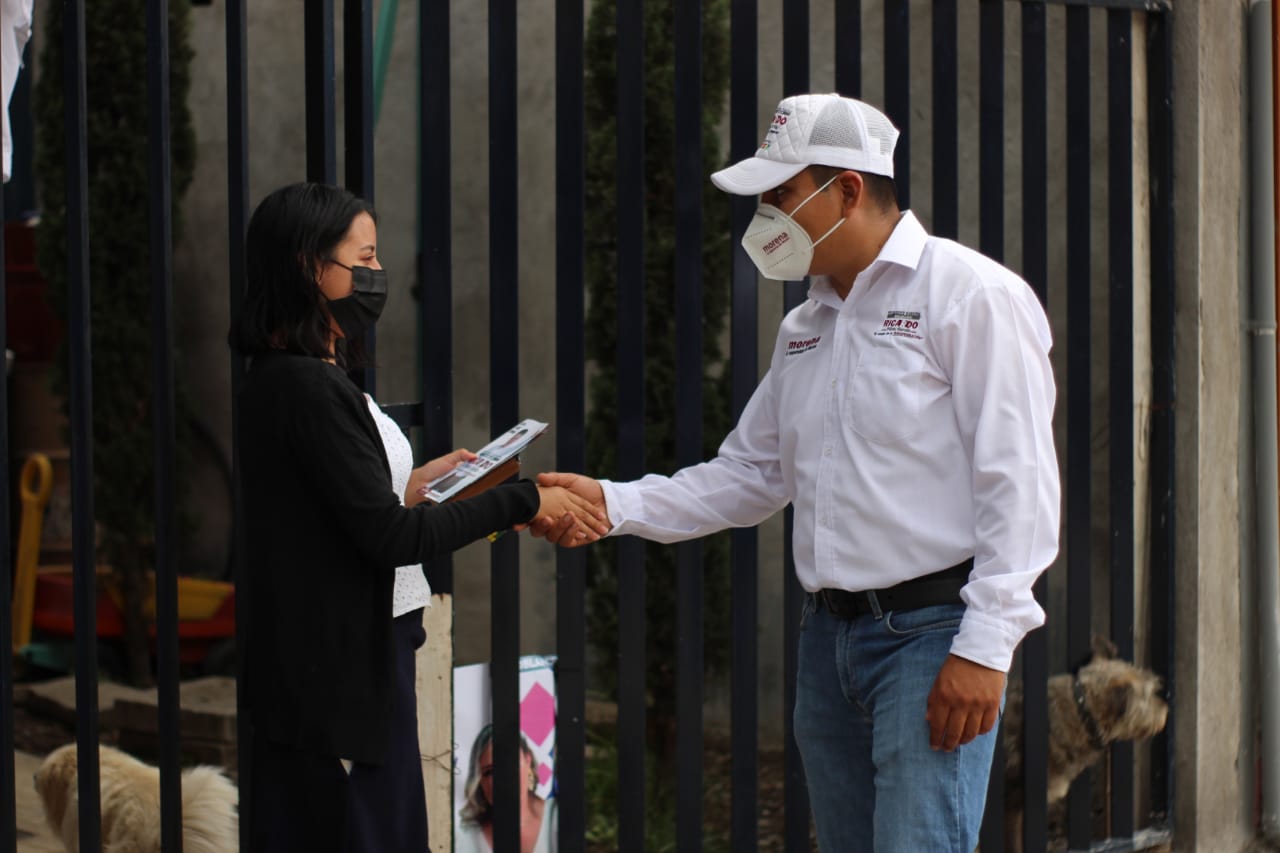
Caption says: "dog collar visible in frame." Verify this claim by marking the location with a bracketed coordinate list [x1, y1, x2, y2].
[1072, 677, 1105, 750]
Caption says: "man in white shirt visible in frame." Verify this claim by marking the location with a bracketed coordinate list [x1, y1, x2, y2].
[534, 93, 1059, 852]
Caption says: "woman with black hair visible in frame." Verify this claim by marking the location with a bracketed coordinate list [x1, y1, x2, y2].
[231, 183, 604, 852]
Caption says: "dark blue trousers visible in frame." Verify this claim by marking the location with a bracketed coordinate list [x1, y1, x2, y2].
[250, 609, 430, 852]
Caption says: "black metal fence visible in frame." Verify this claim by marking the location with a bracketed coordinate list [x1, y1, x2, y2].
[0, 0, 1175, 851]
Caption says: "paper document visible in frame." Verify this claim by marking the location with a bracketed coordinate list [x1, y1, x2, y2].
[423, 419, 548, 503]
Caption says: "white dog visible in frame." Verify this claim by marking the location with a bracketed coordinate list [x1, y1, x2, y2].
[34, 743, 238, 853]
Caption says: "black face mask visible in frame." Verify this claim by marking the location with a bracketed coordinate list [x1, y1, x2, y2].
[326, 262, 388, 337]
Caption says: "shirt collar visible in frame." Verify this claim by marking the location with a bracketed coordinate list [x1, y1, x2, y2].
[806, 275, 843, 308]
[806, 211, 928, 306]
[874, 210, 928, 271]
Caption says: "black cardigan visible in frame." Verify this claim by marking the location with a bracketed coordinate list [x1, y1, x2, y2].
[238, 351, 539, 763]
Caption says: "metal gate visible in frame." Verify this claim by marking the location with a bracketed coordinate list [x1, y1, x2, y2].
[0, 0, 1174, 851]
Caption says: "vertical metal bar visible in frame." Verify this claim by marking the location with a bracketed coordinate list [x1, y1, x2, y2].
[834, 0, 861, 98]
[226, 0, 251, 845]
[0, 151, 13, 853]
[1064, 7, 1093, 848]
[489, 536, 521, 853]
[344, 0, 377, 394]
[306, 0, 337, 184]
[418, 0, 453, 594]
[488, 0, 521, 849]
[1146, 8, 1176, 822]
[675, 1, 704, 848]
[146, 0, 183, 848]
[783, 0, 808, 98]
[344, 0, 374, 199]
[781, 0, 808, 334]
[884, 0, 911, 209]
[616, 0, 647, 847]
[979, 0, 1004, 263]
[781, 3, 810, 850]
[554, 0, 587, 845]
[1020, 4, 1050, 850]
[64, 1, 101, 846]
[932, 0, 958, 239]
[781, 512, 809, 853]
[977, 4, 1006, 849]
[1107, 7, 1136, 839]
[729, 0, 759, 848]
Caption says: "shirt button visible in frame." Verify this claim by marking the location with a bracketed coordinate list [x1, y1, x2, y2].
[830, 380, 836, 388]
[824, 446, 832, 456]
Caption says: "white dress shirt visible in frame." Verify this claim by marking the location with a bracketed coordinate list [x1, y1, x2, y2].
[600, 212, 1059, 672]
[365, 395, 432, 617]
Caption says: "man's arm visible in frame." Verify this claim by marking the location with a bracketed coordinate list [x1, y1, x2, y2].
[924, 278, 1060, 749]
[528, 367, 790, 547]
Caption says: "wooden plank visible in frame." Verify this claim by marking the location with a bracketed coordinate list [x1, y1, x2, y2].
[417, 594, 453, 852]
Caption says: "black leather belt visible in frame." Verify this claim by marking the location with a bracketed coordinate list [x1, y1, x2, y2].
[816, 558, 973, 619]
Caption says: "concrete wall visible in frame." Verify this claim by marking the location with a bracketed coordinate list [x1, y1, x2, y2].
[1170, 0, 1254, 849]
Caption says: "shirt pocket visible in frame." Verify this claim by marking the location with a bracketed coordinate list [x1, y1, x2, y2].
[847, 343, 927, 444]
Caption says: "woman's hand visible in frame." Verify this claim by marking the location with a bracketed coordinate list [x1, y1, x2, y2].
[405, 448, 477, 507]
[530, 484, 612, 544]
[525, 472, 610, 546]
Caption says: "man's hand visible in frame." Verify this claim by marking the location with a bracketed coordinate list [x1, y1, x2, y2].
[524, 472, 610, 547]
[925, 654, 1005, 752]
[405, 448, 477, 507]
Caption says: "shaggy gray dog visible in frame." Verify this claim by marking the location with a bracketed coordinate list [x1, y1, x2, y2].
[1002, 646, 1167, 852]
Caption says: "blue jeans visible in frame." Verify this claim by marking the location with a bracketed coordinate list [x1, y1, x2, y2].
[793, 599, 1001, 853]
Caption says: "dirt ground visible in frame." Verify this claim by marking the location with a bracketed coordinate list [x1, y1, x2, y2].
[701, 734, 818, 852]
[10, 703, 88, 759]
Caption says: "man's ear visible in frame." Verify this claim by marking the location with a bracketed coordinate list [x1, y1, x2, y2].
[837, 170, 863, 214]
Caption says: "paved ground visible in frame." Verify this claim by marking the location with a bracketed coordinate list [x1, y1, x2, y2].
[13, 749, 63, 852]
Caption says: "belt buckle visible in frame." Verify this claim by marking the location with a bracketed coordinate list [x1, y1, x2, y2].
[822, 588, 861, 620]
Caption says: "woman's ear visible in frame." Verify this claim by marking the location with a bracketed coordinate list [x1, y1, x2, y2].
[304, 252, 332, 289]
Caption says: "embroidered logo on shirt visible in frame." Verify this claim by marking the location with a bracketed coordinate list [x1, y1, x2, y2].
[785, 335, 822, 356]
[873, 310, 923, 340]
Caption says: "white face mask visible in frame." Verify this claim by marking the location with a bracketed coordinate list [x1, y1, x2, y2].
[740, 174, 844, 281]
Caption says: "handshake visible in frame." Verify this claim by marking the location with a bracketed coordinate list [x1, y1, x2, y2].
[524, 472, 612, 545]
[405, 449, 610, 545]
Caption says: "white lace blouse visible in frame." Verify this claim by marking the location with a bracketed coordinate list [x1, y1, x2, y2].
[365, 395, 432, 617]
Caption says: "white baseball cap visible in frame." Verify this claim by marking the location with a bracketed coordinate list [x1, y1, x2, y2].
[711, 93, 900, 196]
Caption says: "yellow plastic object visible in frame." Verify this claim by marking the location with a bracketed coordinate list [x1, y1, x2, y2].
[12, 454, 53, 651]
[170, 576, 233, 622]
[103, 573, 233, 622]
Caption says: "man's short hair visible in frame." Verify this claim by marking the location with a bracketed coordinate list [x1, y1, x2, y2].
[808, 165, 898, 213]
